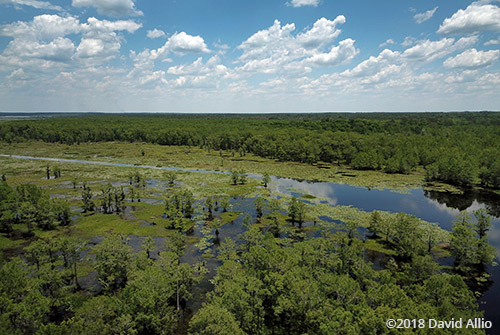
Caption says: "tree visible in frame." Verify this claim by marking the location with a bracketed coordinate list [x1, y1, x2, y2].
[220, 196, 231, 212]
[392, 213, 425, 261]
[81, 185, 95, 212]
[262, 173, 271, 188]
[165, 231, 186, 259]
[189, 304, 244, 335]
[0, 258, 51, 335]
[60, 296, 136, 335]
[473, 209, 491, 239]
[213, 218, 222, 240]
[51, 198, 71, 226]
[473, 209, 496, 270]
[53, 166, 61, 179]
[94, 234, 132, 291]
[450, 211, 476, 273]
[238, 171, 247, 185]
[165, 172, 176, 186]
[205, 196, 214, 220]
[121, 263, 177, 334]
[268, 198, 281, 236]
[254, 196, 265, 218]
[142, 236, 155, 260]
[59, 237, 87, 288]
[288, 197, 299, 223]
[0, 181, 16, 233]
[230, 171, 238, 185]
[368, 211, 382, 238]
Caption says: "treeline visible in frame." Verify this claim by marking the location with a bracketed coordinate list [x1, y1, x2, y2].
[1, 113, 500, 188]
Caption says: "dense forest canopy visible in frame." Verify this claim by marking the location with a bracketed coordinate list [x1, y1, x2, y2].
[1, 112, 499, 188]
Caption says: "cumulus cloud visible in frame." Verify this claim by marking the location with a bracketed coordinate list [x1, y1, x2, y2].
[76, 38, 106, 58]
[414, 7, 438, 24]
[0, 14, 141, 70]
[128, 32, 211, 83]
[342, 49, 400, 78]
[336, 35, 479, 91]
[288, 0, 320, 8]
[80, 17, 142, 35]
[236, 17, 355, 74]
[161, 32, 210, 55]
[0, 0, 62, 11]
[438, 2, 500, 34]
[77, 17, 141, 61]
[9, 37, 75, 62]
[306, 39, 358, 66]
[402, 36, 477, 62]
[167, 56, 227, 76]
[379, 39, 395, 48]
[484, 38, 500, 46]
[444, 48, 500, 68]
[147, 29, 165, 39]
[0, 15, 81, 40]
[402, 36, 418, 47]
[297, 16, 345, 49]
[72, 0, 143, 17]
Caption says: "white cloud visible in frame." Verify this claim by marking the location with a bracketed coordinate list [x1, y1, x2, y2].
[72, 0, 143, 17]
[402, 36, 417, 47]
[7, 37, 75, 62]
[485, 38, 500, 46]
[288, 0, 320, 8]
[414, 7, 438, 24]
[379, 39, 395, 48]
[297, 16, 345, 49]
[0, 14, 141, 71]
[161, 32, 210, 55]
[402, 36, 477, 62]
[0, 0, 62, 11]
[76, 38, 106, 58]
[6, 68, 27, 80]
[236, 17, 354, 74]
[444, 48, 500, 68]
[77, 17, 141, 61]
[167, 56, 227, 76]
[0, 15, 81, 40]
[80, 17, 142, 35]
[438, 2, 500, 34]
[342, 49, 400, 78]
[128, 32, 211, 83]
[147, 29, 165, 39]
[305, 38, 358, 66]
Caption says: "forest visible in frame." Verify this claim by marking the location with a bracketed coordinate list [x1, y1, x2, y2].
[1, 112, 500, 189]
[0, 113, 498, 334]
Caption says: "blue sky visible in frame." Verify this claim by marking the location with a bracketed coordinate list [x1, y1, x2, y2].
[0, 0, 499, 112]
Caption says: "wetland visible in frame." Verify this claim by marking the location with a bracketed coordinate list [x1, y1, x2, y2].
[0, 113, 499, 335]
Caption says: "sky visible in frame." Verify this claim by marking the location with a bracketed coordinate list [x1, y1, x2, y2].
[0, 0, 499, 112]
